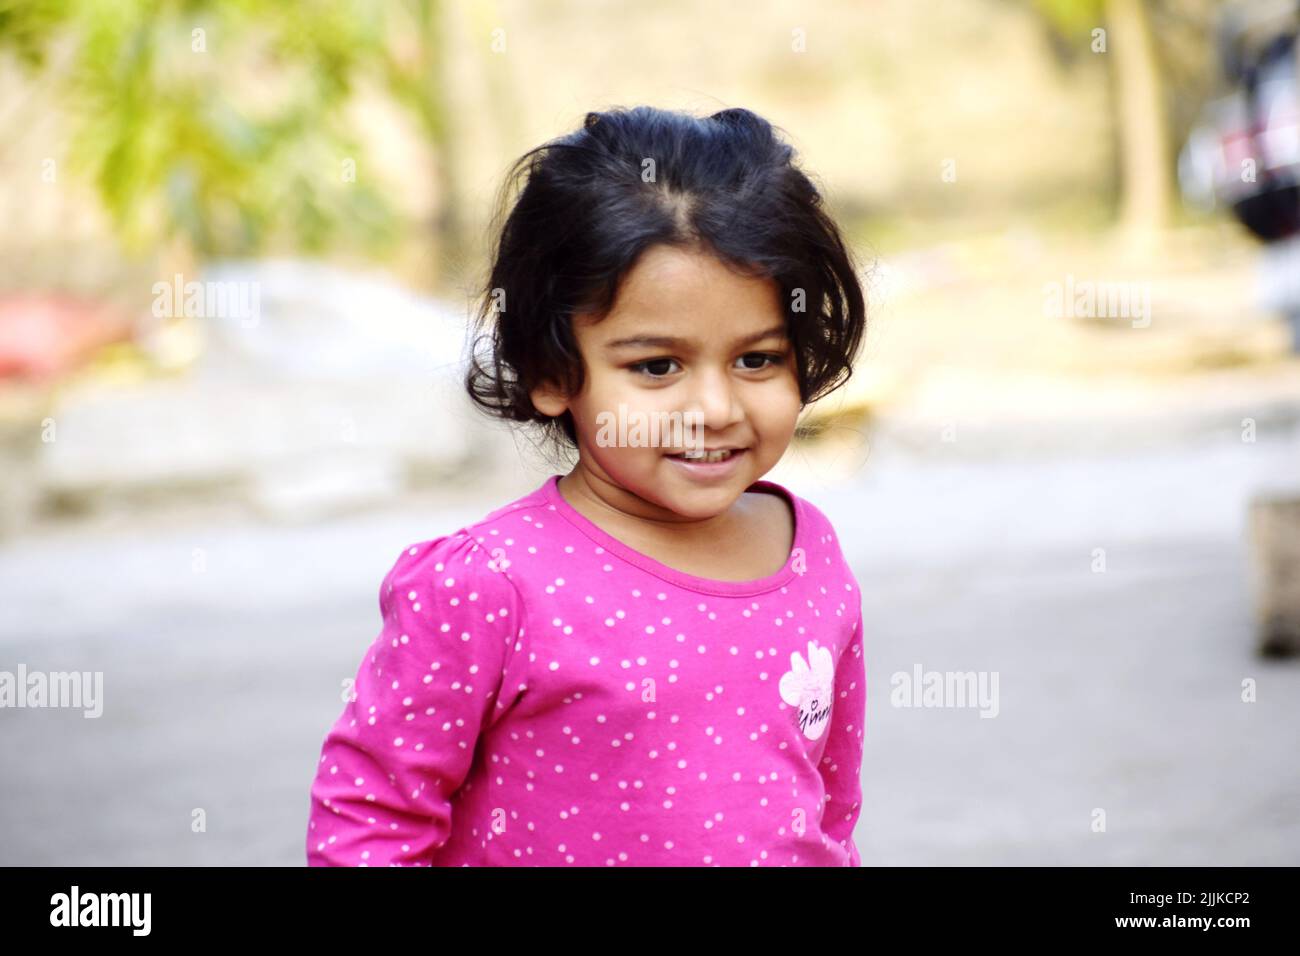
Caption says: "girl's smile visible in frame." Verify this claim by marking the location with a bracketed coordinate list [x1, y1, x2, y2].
[664, 445, 749, 480]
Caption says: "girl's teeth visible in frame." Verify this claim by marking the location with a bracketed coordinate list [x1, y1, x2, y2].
[681, 449, 732, 462]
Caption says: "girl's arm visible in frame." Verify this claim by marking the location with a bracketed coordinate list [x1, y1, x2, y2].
[306, 537, 527, 866]
[819, 606, 866, 866]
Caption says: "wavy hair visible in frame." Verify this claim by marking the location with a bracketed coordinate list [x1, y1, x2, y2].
[465, 105, 867, 448]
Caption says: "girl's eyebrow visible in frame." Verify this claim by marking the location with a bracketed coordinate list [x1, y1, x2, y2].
[604, 325, 788, 351]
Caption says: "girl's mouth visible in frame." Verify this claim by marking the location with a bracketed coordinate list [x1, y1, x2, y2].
[665, 447, 748, 478]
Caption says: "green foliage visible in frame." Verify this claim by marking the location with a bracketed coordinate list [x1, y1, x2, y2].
[1028, 0, 1106, 37]
[0, 0, 410, 259]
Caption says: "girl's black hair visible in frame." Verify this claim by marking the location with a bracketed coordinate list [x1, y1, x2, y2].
[465, 104, 867, 448]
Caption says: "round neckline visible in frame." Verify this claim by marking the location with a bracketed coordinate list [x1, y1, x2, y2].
[539, 473, 804, 597]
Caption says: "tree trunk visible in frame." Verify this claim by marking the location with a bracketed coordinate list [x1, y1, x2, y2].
[1104, 0, 1173, 255]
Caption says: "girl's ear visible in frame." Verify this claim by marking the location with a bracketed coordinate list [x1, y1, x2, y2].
[530, 379, 570, 417]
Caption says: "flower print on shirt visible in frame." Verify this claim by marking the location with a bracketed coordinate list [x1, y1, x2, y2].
[779, 640, 835, 741]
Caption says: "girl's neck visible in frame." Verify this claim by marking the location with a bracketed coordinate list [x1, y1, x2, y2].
[556, 466, 739, 543]
[555, 462, 795, 583]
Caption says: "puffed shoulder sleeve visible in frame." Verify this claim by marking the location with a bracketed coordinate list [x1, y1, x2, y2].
[305, 532, 529, 866]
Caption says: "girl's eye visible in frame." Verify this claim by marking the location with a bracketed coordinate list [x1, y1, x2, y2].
[630, 357, 680, 377]
[630, 353, 784, 377]
[736, 352, 783, 370]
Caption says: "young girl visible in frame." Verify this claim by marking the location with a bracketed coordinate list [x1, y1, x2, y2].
[306, 105, 868, 866]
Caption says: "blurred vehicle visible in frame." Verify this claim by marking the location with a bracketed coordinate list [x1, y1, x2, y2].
[1180, 0, 1300, 348]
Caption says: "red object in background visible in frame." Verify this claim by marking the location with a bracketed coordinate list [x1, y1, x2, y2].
[0, 296, 134, 383]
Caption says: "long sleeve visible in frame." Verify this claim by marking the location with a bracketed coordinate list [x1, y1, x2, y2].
[818, 603, 866, 866]
[306, 534, 528, 866]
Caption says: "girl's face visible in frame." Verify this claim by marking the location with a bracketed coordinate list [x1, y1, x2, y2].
[531, 243, 802, 521]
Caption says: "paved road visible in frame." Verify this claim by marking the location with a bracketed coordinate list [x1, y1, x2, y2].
[2, 425, 1298, 865]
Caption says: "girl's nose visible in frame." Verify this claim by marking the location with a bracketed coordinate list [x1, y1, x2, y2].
[685, 367, 745, 432]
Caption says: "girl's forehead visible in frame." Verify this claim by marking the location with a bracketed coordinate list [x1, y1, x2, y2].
[617, 244, 770, 300]
[582, 247, 784, 338]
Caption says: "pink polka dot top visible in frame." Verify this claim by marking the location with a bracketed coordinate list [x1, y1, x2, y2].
[306, 474, 865, 866]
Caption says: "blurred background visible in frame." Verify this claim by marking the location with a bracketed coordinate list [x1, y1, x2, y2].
[1, 0, 1298, 865]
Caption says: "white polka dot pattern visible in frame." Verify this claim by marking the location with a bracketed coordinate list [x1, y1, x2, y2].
[306, 475, 865, 866]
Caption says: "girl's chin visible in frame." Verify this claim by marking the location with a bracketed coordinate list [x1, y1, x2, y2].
[588, 451, 765, 512]
[653, 453, 761, 512]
